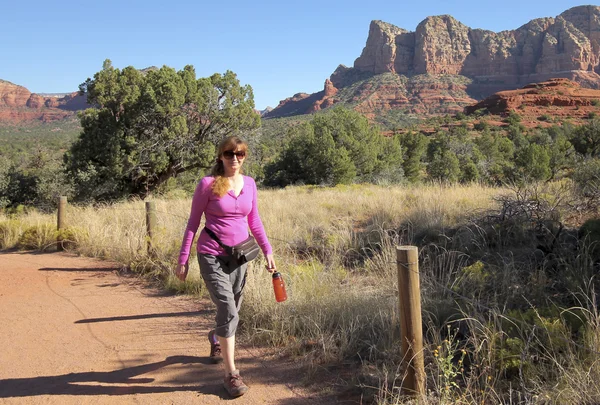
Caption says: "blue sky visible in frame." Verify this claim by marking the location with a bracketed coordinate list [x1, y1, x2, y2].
[0, 0, 593, 110]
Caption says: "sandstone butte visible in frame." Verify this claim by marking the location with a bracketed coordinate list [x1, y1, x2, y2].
[264, 5, 600, 120]
[4, 5, 600, 124]
[0, 79, 87, 123]
[465, 78, 600, 127]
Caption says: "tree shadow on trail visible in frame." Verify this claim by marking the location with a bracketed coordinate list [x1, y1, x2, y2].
[39, 267, 122, 272]
[74, 309, 211, 324]
[0, 355, 211, 398]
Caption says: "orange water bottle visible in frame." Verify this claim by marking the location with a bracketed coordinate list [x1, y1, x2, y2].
[272, 271, 287, 302]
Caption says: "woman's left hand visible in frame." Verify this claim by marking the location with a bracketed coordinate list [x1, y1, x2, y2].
[265, 254, 277, 273]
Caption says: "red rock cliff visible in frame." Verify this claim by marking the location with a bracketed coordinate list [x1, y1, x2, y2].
[355, 6, 600, 79]
[0, 80, 87, 123]
[0, 80, 31, 108]
[264, 6, 600, 120]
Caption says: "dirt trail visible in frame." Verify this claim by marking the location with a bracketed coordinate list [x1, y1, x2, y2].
[0, 252, 334, 405]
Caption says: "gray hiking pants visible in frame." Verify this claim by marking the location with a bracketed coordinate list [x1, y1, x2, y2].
[197, 254, 247, 338]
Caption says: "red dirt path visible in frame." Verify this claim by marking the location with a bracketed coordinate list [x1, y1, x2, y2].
[0, 252, 342, 404]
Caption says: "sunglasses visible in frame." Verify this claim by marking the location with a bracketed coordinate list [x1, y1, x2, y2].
[222, 150, 246, 160]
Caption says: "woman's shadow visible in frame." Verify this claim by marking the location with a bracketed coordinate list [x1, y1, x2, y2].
[0, 355, 228, 399]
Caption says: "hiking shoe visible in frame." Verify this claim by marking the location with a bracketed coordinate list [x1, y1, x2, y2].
[223, 370, 249, 397]
[208, 330, 223, 364]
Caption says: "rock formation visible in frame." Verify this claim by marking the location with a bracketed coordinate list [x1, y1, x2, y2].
[354, 21, 410, 74]
[0, 80, 31, 108]
[0, 80, 87, 123]
[265, 5, 600, 119]
[465, 78, 600, 127]
[354, 6, 600, 83]
[465, 78, 600, 112]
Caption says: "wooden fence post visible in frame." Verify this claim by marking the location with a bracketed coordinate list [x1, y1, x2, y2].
[145, 201, 156, 255]
[397, 245, 425, 397]
[57, 196, 67, 251]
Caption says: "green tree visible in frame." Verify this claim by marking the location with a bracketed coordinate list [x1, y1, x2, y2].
[474, 130, 515, 184]
[507, 123, 528, 149]
[264, 107, 401, 186]
[572, 157, 600, 201]
[376, 134, 405, 184]
[446, 125, 483, 183]
[460, 158, 480, 183]
[504, 111, 522, 127]
[264, 123, 355, 186]
[514, 143, 551, 181]
[425, 132, 461, 182]
[427, 150, 460, 183]
[399, 131, 429, 183]
[0, 147, 72, 209]
[65, 60, 259, 201]
[569, 119, 600, 158]
[531, 127, 574, 179]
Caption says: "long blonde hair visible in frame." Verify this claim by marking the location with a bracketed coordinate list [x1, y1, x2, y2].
[211, 136, 248, 197]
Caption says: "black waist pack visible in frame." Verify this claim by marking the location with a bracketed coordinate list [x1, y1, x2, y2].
[205, 227, 260, 264]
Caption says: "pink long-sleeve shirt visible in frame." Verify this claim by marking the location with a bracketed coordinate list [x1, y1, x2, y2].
[178, 175, 272, 265]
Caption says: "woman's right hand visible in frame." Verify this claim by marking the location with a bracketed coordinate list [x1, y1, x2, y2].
[175, 263, 189, 281]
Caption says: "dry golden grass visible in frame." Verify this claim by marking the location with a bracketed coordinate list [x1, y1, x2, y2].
[259, 183, 501, 241]
[2, 182, 599, 404]
[0, 183, 502, 257]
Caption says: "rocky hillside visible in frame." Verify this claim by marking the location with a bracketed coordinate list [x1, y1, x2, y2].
[0, 80, 87, 123]
[465, 78, 600, 126]
[267, 73, 476, 119]
[265, 5, 600, 120]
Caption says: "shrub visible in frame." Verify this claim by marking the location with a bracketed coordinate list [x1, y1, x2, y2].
[569, 119, 600, 157]
[591, 99, 600, 107]
[17, 223, 56, 251]
[453, 261, 489, 296]
[505, 111, 522, 126]
[460, 160, 480, 183]
[578, 219, 600, 261]
[473, 120, 489, 131]
[474, 108, 489, 117]
[455, 112, 467, 121]
[264, 107, 403, 186]
[56, 226, 88, 250]
[0, 152, 73, 210]
[427, 151, 460, 183]
[0, 220, 23, 249]
[514, 143, 551, 181]
[572, 158, 600, 202]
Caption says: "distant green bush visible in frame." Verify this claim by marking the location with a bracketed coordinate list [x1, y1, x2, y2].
[264, 107, 403, 186]
[569, 119, 600, 157]
[474, 120, 489, 131]
[473, 108, 489, 117]
[454, 112, 467, 121]
[572, 158, 600, 201]
[505, 111, 522, 126]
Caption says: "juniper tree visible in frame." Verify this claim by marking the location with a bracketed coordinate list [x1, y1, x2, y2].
[65, 60, 259, 201]
[264, 107, 402, 186]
